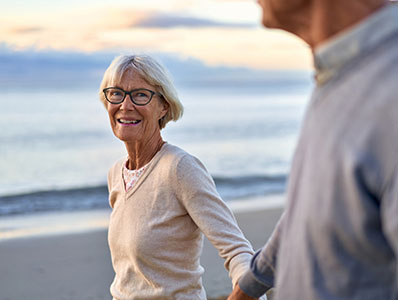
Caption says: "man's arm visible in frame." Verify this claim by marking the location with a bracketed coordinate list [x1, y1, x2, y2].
[381, 166, 398, 286]
[228, 284, 258, 300]
[228, 213, 285, 299]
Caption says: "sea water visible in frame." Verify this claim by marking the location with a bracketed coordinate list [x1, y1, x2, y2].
[0, 82, 311, 216]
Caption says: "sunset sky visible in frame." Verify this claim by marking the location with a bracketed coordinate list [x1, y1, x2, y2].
[1, 0, 312, 70]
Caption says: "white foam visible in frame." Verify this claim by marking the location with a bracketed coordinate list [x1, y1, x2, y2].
[227, 194, 285, 213]
[0, 209, 110, 241]
[0, 194, 286, 241]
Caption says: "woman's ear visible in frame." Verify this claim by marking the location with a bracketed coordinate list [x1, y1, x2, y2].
[159, 100, 169, 119]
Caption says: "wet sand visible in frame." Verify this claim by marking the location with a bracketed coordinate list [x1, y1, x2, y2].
[0, 197, 283, 300]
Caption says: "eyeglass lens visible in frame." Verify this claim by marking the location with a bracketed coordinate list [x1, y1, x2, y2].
[105, 88, 153, 105]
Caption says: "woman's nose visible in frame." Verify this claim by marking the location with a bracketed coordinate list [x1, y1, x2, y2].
[120, 94, 135, 110]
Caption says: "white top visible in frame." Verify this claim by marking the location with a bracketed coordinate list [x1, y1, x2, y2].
[122, 160, 149, 191]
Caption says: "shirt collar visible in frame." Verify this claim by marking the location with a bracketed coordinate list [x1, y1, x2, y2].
[314, 4, 398, 85]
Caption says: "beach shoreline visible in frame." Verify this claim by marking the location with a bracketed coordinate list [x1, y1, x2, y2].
[0, 195, 284, 299]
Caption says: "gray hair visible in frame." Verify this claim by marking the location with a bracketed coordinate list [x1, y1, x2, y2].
[99, 54, 184, 129]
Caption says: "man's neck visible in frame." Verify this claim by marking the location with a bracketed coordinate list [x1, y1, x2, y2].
[292, 0, 387, 49]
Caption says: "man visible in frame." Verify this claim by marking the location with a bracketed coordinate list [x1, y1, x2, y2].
[228, 0, 398, 299]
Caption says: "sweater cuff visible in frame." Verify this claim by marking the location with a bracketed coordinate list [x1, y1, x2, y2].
[229, 252, 253, 287]
[238, 268, 272, 298]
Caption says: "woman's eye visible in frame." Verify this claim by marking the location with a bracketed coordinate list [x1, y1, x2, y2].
[110, 93, 123, 99]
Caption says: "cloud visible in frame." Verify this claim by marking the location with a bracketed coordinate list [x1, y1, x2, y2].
[10, 26, 44, 34]
[0, 45, 111, 89]
[0, 45, 312, 90]
[133, 13, 256, 29]
[0, 3, 311, 70]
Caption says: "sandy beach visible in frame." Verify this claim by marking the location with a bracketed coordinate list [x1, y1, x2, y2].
[0, 196, 284, 300]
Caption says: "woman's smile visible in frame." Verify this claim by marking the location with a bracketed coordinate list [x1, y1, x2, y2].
[117, 118, 142, 126]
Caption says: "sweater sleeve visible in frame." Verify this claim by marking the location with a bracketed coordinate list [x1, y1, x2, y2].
[175, 154, 255, 287]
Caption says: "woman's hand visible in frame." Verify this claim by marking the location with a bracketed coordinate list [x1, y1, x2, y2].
[227, 284, 259, 300]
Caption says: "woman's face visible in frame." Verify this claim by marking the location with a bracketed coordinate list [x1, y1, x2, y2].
[106, 69, 168, 144]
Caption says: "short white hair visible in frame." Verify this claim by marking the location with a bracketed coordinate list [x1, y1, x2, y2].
[99, 54, 184, 129]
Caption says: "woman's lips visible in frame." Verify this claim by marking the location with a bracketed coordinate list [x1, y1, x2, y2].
[117, 118, 141, 125]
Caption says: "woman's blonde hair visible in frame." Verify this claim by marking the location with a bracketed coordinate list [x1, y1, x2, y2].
[99, 54, 184, 129]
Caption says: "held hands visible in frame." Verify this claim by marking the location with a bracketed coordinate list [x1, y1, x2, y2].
[227, 284, 260, 300]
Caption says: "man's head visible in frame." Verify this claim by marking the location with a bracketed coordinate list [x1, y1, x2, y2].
[257, 0, 388, 48]
[257, 0, 311, 30]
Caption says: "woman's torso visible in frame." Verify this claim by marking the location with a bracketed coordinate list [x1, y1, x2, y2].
[107, 144, 207, 300]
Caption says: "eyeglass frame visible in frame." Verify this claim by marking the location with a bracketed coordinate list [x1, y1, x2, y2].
[103, 87, 163, 106]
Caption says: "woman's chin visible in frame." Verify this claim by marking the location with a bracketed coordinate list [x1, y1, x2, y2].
[114, 132, 140, 143]
[122, 137, 139, 144]
[111, 127, 139, 143]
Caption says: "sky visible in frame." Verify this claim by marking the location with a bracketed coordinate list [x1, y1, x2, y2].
[0, 0, 312, 71]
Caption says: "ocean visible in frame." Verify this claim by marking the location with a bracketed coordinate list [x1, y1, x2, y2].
[0, 81, 311, 217]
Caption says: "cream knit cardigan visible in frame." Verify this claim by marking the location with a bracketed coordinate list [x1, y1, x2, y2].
[107, 143, 254, 300]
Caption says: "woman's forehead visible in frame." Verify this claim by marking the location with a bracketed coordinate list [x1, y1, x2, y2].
[114, 69, 152, 88]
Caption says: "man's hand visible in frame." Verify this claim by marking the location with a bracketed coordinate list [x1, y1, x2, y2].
[227, 284, 259, 300]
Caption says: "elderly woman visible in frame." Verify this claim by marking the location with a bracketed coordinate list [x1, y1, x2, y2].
[99, 54, 254, 300]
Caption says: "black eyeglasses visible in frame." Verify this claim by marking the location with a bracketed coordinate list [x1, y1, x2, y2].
[103, 87, 162, 106]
